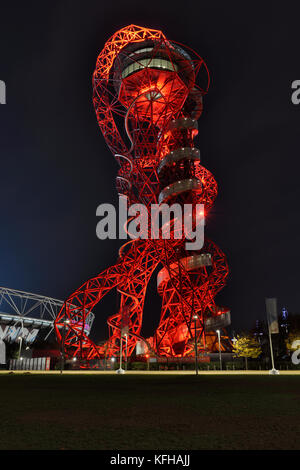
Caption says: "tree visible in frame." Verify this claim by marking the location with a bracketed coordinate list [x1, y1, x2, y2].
[232, 335, 262, 370]
[285, 331, 300, 352]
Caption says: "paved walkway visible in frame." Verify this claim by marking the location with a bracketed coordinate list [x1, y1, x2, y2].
[0, 369, 299, 375]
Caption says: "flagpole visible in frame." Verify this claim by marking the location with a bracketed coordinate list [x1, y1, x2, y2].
[265, 298, 279, 375]
[268, 326, 275, 371]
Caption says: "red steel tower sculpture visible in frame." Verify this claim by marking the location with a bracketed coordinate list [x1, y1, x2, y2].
[55, 25, 230, 362]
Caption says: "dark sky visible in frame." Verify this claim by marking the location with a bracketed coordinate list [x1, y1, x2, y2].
[1, 1, 300, 342]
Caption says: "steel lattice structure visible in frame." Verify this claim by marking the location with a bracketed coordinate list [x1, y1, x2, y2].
[55, 25, 230, 361]
[0, 287, 94, 343]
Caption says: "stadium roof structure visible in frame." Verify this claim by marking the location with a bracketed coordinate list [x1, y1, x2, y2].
[0, 287, 94, 343]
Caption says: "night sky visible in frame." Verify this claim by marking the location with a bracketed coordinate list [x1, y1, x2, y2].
[1, 1, 300, 342]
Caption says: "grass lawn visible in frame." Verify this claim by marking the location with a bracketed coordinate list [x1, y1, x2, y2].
[0, 373, 299, 450]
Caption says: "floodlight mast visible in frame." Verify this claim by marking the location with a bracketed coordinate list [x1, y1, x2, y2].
[55, 25, 230, 365]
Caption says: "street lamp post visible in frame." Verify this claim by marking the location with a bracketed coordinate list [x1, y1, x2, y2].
[146, 354, 150, 371]
[18, 336, 23, 360]
[18, 319, 24, 360]
[124, 334, 128, 371]
[117, 334, 125, 374]
[60, 319, 70, 374]
[216, 329, 222, 370]
[193, 314, 199, 376]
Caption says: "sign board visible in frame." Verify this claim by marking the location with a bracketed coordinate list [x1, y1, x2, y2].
[0, 340, 6, 364]
[265, 298, 279, 334]
[136, 340, 147, 355]
[157, 356, 210, 363]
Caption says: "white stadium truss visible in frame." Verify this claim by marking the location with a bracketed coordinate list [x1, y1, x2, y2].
[0, 287, 94, 343]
